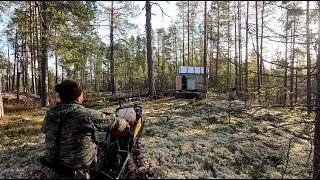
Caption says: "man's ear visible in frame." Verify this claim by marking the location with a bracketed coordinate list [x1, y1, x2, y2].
[74, 98, 80, 104]
[74, 92, 84, 104]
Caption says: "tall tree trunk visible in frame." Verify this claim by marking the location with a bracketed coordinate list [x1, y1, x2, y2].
[182, 4, 185, 66]
[41, 1, 49, 107]
[146, 1, 155, 96]
[216, 1, 220, 86]
[90, 59, 93, 90]
[17, 58, 20, 100]
[209, 16, 213, 84]
[21, 28, 26, 93]
[245, 1, 249, 107]
[260, 1, 264, 87]
[7, 45, 10, 92]
[191, 28, 194, 66]
[16, 31, 20, 100]
[306, 1, 311, 113]
[234, 2, 238, 91]
[187, 1, 190, 66]
[157, 32, 160, 67]
[55, 52, 58, 84]
[30, 1, 36, 94]
[203, 1, 207, 88]
[12, 31, 17, 91]
[110, 1, 116, 95]
[313, 3, 320, 177]
[0, 73, 3, 119]
[25, 38, 29, 93]
[255, 1, 260, 92]
[227, 1, 230, 91]
[295, 69, 298, 102]
[283, 9, 289, 106]
[174, 33, 178, 74]
[238, 1, 242, 92]
[30, 2, 35, 94]
[290, 16, 296, 107]
[23, 10, 29, 93]
[36, 3, 41, 96]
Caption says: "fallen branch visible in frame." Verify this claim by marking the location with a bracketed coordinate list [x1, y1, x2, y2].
[149, 115, 169, 121]
[264, 120, 314, 132]
[282, 123, 310, 178]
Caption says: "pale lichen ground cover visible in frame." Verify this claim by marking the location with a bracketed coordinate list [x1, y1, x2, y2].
[0, 92, 314, 179]
[135, 93, 313, 179]
[0, 108, 47, 179]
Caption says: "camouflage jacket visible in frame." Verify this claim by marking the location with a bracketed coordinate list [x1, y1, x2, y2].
[42, 102, 118, 169]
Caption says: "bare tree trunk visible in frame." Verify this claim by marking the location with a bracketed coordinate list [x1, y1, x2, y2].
[157, 32, 160, 67]
[182, 4, 185, 66]
[22, 9, 29, 93]
[90, 59, 93, 90]
[174, 33, 178, 74]
[227, 1, 230, 91]
[21, 28, 26, 93]
[17, 60, 20, 100]
[260, 1, 264, 87]
[30, 1, 36, 94]
[12, 30, 17, 92]
[191, 28, 194, 66]
[55, 52, 58, 84]
[146, 1, 155, 96]
[283, 9, 289, 106]
[306, 1, 311, 113]
[24, 37, 29, 93]
[238, 1, 242, 92]
[0, 73, 3, 119]
[16, 31, 20, 100]
[36, 3, 41, 96]
[187, 1, 190, 66]
[295, 69, 298, 102]
[203, 1, 207, 88]
[12, 58, 16, 92]
[216, 1, 220, 86]
[290, 16, 296, 107]
[41, 1, 49, 107]
[7, 45, 10, 92]
[110, 1, 116, 95]
[209, 15, 213, 84]
[234, 2, 238, 91]
[255, 1, 260, 92]
[245, 1, 249, 107]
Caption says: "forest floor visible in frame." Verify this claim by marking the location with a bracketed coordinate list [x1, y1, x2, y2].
[0, 91, 315, 179]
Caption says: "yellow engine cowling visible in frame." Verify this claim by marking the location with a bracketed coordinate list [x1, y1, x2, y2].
[133, 117, 143, 143]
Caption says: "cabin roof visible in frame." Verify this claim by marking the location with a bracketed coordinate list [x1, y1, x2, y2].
[179, 66, 205, 74]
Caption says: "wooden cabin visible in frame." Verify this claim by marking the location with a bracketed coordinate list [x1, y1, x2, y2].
[175, 66, 207, 97]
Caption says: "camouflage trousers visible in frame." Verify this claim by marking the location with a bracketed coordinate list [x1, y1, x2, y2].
[41, 148, 104, 179]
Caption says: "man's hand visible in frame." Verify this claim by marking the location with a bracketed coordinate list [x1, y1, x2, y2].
[115, 117, 129, 131]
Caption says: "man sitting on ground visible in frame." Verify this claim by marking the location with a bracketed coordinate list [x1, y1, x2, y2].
[41, 80, 128, 179]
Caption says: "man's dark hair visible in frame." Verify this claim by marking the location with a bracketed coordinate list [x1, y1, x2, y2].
[55, 80, 83, 102]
